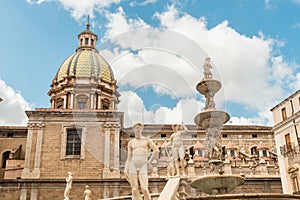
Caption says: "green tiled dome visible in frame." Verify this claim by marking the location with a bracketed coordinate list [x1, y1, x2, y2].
[54, 49, 114, 84]
[48, 23, 120, 110]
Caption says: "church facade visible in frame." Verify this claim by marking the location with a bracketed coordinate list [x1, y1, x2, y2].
[0, 24, 285, 199]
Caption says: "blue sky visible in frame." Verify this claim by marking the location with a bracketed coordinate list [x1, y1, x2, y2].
[0, 0, 300, 127]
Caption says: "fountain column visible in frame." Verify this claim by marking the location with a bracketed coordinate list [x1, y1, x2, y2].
[191, 57, 245, 195]
[194, 57, 229, 169]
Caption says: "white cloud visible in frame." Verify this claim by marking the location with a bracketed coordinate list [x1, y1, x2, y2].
[26, 0, 49, 4]
[291, 71, 300, 91]
[104, 7, 150, 38]
[101, 6, 209, 100]
[102, 5, 298, 126]
[118, 90, 204, 127]
[26, 0, 121, 20]
[129, 0, 157, 7]
[293, 0, 300, 4]
[292, 23, 300, 28]
[228, 109, 273, 126]
[23, 2, 299, 126]
[105, 48, 201, 98]
[0, 79, 31, 125]
[153, 6, 295, 111]
[264, 0, 277, 10]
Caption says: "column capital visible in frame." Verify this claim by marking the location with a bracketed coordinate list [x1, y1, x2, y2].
[113, 123, 121, 128]
[27, 123, 36, 128]
[104, 123, 113, 128]
[37, 123, 45, 129]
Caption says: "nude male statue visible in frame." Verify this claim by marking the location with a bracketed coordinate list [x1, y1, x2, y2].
[164, 122, 188, 176]
[125, 123, 159, 200]
[64, 172, 73, 200]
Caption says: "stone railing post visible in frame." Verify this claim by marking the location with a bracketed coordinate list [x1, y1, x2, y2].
[151, 159, 159, 178]
[187, 156, 196, 177]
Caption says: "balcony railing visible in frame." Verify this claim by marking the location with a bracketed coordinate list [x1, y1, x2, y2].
[280, 142, 300, 157]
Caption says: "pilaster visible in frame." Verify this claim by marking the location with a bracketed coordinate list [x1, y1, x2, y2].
[63, 95, 67, 108]
[70, 93, 74, 108]
[90, 93, 94, 109]
[19, 188, 27, 200]
[102, 123, 120, 178]
[32, 123, 45, 178]
[103, 183, 109, 199]
[22, 123, 35, 179]
[113, 123, 121, 176]
[31, 188, 38, 200]
[103, 123, 111, 178]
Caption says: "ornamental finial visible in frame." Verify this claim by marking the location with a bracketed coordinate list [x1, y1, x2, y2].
[86, 15, 90, 30]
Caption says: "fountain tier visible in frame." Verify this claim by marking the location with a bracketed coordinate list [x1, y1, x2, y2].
[194, 110, 230, 129]
[196, 79, 221, 95]
[190, 174, 245, 195]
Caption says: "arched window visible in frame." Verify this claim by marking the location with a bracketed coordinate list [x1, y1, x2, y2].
[222, 146, 226, 157]
[189, 146, 195, 157]
[1, 151, 10, 169]
[66, 92, 70, 109]
[251, 146, 258, 156]
[288, 167, 300, 194]
[102, 98, 110, 110]
[230, 149, 235, 157]
[76, 94, 88, 109]
[198, 149, 203, 157]
[95, 93, 99, 109]
[262, 149, 268, 157]
[56, 98, 64, 109]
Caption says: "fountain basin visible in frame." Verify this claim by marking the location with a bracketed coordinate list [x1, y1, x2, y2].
[196, 79, 221, 95]
[190, 174, 245, 195]
[194, 110, 230, 128]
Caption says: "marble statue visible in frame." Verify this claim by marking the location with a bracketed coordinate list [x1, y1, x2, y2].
[164, 122, 188, 176]
[210, 143, 222, 160]
[203, 57, 213, 79]
[167, 158, 176, 178]
[125, 122, 159, 200]
[64, 172, 73, 200]
[205, 91, 216, 110]
[205, 127, 220, 157]
[84, 185, 91, 200]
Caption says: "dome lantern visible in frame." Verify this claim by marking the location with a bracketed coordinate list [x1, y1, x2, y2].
[76, 16, 98, 52]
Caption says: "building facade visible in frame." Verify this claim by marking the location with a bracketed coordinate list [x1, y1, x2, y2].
[271, 90, 300, 194]
[0, 24, 285, 199]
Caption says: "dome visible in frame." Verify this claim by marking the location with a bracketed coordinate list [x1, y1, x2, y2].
[54, 49, 115, 84]
[48, 21, 119, 110]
